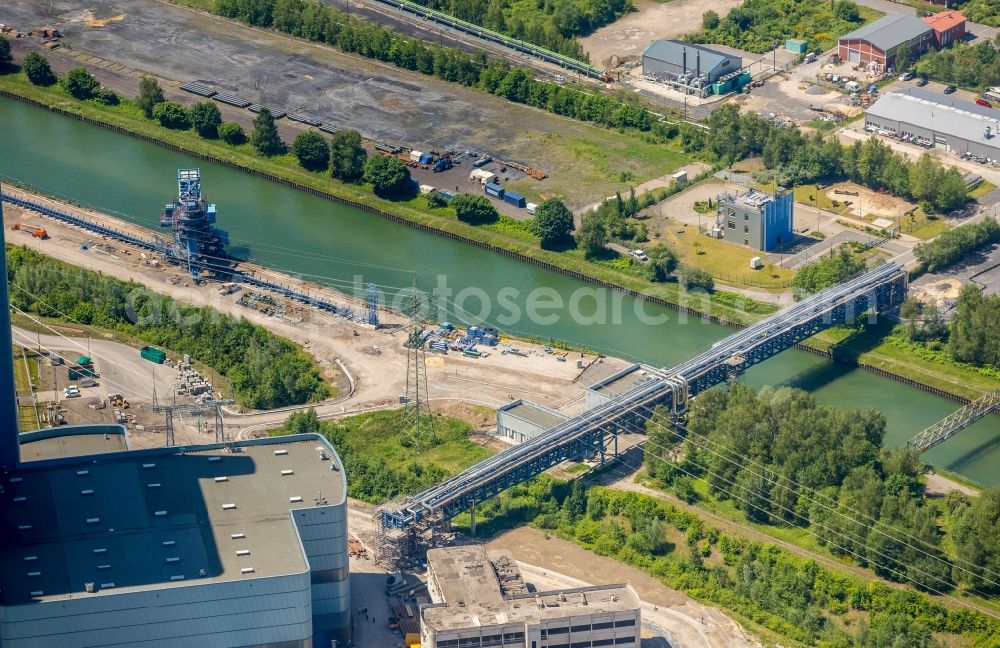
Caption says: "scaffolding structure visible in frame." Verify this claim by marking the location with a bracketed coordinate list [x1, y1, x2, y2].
[158, 169, 230, 281]
[367, 283, 379, 326]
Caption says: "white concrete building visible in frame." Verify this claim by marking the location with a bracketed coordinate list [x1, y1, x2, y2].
[422, 546, 641, 648]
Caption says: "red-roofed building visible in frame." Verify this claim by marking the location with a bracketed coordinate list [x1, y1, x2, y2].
[922, 11, 966, 48]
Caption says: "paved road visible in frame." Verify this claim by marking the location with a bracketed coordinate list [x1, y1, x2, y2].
[854, 0, 999, 42]
[10, 326, 177, 403]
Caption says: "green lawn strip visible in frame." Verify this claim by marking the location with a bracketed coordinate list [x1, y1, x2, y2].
[829, 322, 1000, 400]
[12, 346, 42, 431]
[969, 180, 997, 201]
[270, 409, 494, 503]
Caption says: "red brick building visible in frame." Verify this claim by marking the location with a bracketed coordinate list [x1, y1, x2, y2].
[838, 13, 935, 69]
[922, 10, 966, 48]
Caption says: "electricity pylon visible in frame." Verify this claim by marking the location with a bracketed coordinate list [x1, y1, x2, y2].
[399, 277, 433, 443]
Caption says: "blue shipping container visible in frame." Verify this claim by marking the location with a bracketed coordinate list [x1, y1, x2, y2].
[504, 191, 526, 208]
[484, 182, 505, 199]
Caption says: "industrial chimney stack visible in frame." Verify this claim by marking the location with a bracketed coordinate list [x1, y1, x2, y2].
[0, 189, 21, 470]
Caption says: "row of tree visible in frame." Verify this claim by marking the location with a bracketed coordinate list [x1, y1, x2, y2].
[471, 475, 1000, 646]
[699, 105, 970, 213]
[644, 382, 1000, 596]
[210, 0, 654, 131]
[7, 247, 330, 409]
[914, 39, 1000, 90]
[913, 217, 1000, 273]
[947, 284, 1000, 370]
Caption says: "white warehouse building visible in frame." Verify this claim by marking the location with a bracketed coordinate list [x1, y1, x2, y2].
[865, 88, 1000, 160]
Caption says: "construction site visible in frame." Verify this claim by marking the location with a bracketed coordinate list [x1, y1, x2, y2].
[1, 179, 621, 451]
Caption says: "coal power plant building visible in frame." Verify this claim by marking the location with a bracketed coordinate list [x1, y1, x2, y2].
[0, 434, 351, 648]
[0, 198, 351, 648]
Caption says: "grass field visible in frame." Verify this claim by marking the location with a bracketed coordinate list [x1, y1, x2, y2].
[316, 409, 492, 475]
[659, 222, 796, 289]
[13, 346, 41, 432]
[504, 132, 688, 206]
[830, 322, 1000, 401]
[274, 408, 495, 503]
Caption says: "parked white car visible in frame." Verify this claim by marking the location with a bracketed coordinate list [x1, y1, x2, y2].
[632, 249, 649, 262]
[63, 386, 81, 398]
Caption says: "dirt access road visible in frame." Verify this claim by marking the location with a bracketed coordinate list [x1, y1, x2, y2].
[580, 0, 743, 70]
[4, 188, 624, 434]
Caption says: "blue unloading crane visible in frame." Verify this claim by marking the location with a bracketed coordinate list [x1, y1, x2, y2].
[379, 262, 908, 531]
[159, 169, 229, 281]
[0, 188, 367, 323]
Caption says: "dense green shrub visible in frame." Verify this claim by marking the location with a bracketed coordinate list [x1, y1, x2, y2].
[62, 67, 100, 99]
[790, 244, 866, 295]
[914, 218, 1000, 273]
[363, 155, 413, 197]
[152, 101, 192, 130]
[329, 129, 367, 182]
[191, 101, 223, 139]
[687, 0, 865, 53]
[21, 52, 56, 86]
[292, 130, 331, 171]
[218, 121, 248, 145]
[7, 246, 329, 409]
[451, 194, 498, 224]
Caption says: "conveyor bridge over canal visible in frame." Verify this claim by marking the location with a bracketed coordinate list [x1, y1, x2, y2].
[376, 263, 909, 565]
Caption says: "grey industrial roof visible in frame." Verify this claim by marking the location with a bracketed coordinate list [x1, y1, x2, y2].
[588, 364, 657, 397]
[867, 90, 1000, 149]
[424, 546, 640, 631]
[0, 433, 345, 606]
[428, 546, 506, 607]
[18, 425, 129, 462]
[642, 40, 733, 75]
[498, 400, 568, 429]
[840, 13, 931, 52]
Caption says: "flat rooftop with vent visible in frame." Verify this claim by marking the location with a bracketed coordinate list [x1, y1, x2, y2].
[421, 545, 641, 648]
[0, 433, 351, 648]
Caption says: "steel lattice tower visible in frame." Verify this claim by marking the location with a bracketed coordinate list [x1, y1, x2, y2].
[399, 279, 432, 442]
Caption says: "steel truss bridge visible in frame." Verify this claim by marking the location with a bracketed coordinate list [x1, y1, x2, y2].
[377, 263, 908, 558]
[907, 388, 1000, 452]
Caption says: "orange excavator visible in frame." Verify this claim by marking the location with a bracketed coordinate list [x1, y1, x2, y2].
[10, 223, 48, 239]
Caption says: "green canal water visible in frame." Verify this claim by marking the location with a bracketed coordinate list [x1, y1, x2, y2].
[1, 96, 997, 484]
